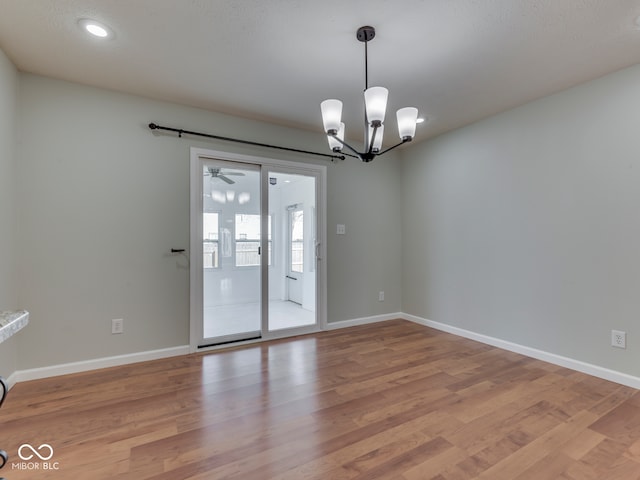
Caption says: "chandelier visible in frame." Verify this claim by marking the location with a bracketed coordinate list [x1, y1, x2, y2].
[320, 26, 419, 162]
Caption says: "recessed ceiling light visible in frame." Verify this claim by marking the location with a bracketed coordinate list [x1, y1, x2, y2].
[78, 18, 114, 39]
[416, 117, 425, 124]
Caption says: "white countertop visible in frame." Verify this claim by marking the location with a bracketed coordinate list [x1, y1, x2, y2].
[0, 310, 29, 344]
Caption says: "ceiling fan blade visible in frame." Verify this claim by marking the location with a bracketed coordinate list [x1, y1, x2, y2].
[218, 175, 235, 184]
[222, 172, 245, 176]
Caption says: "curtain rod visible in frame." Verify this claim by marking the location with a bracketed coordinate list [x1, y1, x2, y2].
[148, 123, 350, 161]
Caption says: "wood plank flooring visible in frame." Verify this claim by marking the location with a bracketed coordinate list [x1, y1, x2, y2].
[1, 320, 640, 479]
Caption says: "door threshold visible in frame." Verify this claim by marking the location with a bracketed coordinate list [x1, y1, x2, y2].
[198, 335, 262, 349]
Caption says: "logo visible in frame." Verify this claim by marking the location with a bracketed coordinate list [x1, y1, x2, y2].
[18, 444, 54, 461]
[12, 443, 59, 471]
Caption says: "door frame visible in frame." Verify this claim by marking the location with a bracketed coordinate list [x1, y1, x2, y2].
[190, 147, 327, 352]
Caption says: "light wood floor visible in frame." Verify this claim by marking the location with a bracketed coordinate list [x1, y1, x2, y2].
[2, 320, 640, 479]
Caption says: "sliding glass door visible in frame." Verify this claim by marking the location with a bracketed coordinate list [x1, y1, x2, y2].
[191, 149, 326, 350]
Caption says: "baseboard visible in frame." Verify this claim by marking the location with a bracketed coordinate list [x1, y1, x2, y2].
[326, 312, 403, 330]
[5, 371, 18, 390]
[13, 316, 397, 382]
[402, 313, 640, 390]
[15, 345, 191, 383]
[12, 315, 640, 390]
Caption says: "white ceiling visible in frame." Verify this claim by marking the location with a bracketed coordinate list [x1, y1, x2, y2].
[1, 0, 640, 146]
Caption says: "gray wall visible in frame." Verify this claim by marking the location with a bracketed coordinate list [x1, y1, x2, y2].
[12, 72, 402, 370]
[0, 48, 19, 378]
[327, 144, 403, 322]
[401, 64, 640, 377]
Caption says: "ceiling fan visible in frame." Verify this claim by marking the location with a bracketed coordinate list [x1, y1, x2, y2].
[204, 167, 245, 184]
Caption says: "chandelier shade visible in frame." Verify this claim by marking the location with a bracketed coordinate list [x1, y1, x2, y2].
[320, 99, 343, 134]
[368, 124, 384, 152]
[397, 107, 419, 140]
[364, 87, 388, 125]
[320, 26, 420, 162]
[327, 122, 345, 151]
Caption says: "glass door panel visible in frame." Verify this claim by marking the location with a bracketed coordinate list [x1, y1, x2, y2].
[201, 160, 261, 346]
[267, 171, 317, 331]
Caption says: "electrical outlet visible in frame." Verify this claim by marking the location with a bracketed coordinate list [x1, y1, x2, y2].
[378, 291, 385, 302]
[112, 318, 124, 335]
[611, 330, 626, 349]
[336, 224, 346, 235]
